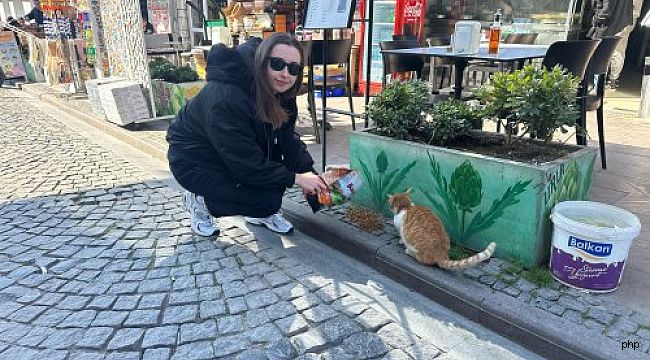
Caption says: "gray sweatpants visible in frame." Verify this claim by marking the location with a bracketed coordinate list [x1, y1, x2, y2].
[609, 25, 634, 81]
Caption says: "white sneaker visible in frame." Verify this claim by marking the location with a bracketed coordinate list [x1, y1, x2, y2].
[245, 212, 294, 234]
[182, 190, 220, 237]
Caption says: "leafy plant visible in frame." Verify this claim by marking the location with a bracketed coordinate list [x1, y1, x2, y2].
[424, 99, 483, 146]
[149, 58, 199, 84]
[367, 80, 430, 140]
[476, 64, 581, 146]
[419, 151, 532, 241]
[358, 150, 417, 214]
[175, 65, 200, 83]
[149, 58, 176, 80]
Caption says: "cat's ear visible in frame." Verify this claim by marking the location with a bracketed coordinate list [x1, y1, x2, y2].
[406, 188, 412, 194]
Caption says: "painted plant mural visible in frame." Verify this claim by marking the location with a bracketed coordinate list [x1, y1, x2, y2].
[358, 150, 416, 214]
[419, 152, 532, 242]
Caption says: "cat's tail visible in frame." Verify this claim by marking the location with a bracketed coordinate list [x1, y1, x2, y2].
[438, 242, 497, 270]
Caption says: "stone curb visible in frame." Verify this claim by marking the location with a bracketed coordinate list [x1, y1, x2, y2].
[19, 86, 649, 360]
[281, 198, 648, 360]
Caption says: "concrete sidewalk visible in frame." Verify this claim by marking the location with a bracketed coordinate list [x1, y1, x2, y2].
[17, 83, 650, 359]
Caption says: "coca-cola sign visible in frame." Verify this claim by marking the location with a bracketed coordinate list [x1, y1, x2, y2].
[404, 0, 423, 23]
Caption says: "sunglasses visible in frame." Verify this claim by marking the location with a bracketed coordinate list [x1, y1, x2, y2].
[268, 57, 303, 76]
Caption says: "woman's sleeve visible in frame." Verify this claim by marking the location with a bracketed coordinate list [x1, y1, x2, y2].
[205, 99, 296, 190]
[279, 99, 316, 174]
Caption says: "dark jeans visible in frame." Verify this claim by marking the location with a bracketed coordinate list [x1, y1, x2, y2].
[170, 161, 284, 218]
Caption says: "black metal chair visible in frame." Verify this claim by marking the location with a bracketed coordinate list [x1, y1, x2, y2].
[541, 39, 601, 146]
[426, 36, 453, 92]
[502, 32, 539, 71]
[541, 39, 601, 78]
[393, 34, 418, 41]
[379, 40, 424, 88]
[299, 39, 354, 143]
[465, 32, 540, 87]
[582, 36, 623, 169]
[504, 32, 539, 45]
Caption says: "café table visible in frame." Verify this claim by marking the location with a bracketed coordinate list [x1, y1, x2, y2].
[381, 44, 549, 99]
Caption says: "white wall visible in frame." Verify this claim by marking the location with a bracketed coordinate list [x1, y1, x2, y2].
[1, 0, 28, 20]
[21, 1, 30, 15]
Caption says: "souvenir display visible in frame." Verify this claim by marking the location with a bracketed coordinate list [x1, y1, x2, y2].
[0, 31, 27, 79]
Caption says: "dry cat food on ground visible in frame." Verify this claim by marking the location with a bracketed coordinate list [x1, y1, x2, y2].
[346, 206, 385, 232]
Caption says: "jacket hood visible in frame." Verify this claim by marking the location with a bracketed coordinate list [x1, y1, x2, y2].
[206, 38, 262, 91]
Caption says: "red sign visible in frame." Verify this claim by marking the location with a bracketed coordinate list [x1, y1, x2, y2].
[403, 0, 424, 24]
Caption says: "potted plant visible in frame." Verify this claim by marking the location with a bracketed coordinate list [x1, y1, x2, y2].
[149, 58, 205, 116]
[351, 67, 597, 268]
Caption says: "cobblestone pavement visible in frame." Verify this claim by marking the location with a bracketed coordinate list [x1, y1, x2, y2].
[0, 90, 544, 359]
[284, 189, 650, 356]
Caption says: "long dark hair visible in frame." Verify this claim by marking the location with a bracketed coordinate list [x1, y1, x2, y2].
[253, 33, 304, 129]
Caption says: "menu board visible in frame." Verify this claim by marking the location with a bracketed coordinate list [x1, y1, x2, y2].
[0, 31, 26, 79]
[304, 0, 356, 29]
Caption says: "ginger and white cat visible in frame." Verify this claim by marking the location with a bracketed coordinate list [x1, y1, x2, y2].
[388, 189, 496, 270]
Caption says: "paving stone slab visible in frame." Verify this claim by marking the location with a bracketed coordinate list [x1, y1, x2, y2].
[76, 327, 115, 349]
[275, 314, 309, 337]
[342, 332, 390, 359]
[106, 328, 145, 350]
[142, 326, 178, 348]
[212, 335, 249, 357]
[180, 321, 217, 343]
[143, 348, 172, 360]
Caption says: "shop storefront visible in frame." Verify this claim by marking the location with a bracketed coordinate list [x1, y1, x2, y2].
[425, 0, 584, 44]
[358, 0, 585, 94]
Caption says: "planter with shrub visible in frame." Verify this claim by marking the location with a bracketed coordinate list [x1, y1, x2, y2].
[350, 66, 597, 267]
[149, 58, 205, 116]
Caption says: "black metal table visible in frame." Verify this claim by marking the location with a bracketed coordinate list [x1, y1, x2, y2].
[382, 44, 549, 98]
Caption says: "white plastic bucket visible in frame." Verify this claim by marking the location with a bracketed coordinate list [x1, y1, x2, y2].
[549, 201, 641, 292]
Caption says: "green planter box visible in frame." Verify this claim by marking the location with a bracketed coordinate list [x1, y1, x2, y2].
[151, 79, 206, 116]
[350, 130, 597, 268]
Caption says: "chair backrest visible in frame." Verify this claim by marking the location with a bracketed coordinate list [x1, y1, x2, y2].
[541, 39, 600, 79]
[504, 33, 538, 45]
[309, 39, 353, 66]
[585, 36, 622, 77]
[426, 36, 451, 46]
[379, 40, 424, 74]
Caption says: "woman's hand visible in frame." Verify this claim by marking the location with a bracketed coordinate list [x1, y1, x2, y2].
[295, 172, 328, 195]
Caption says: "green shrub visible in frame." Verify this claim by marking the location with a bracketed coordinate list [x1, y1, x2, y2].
[367, 80, 430, 140]
[476, 64, 581, 146]
[148, 58, 199, 84]
[425, 99, 483, 146]
[173, 65, 199, 83]
[149, 58, 175, 80]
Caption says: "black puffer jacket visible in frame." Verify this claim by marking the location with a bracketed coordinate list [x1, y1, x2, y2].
[166, 38, 314, 212]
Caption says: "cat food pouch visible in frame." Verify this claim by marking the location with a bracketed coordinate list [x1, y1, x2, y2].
[306, 165, 363, 213]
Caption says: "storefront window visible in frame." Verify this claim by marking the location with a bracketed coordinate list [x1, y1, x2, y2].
[426, 0, 583, 44]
